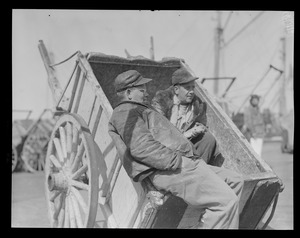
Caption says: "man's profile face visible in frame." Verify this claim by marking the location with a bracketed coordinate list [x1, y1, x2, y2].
[250, 97, 259, 106]
[127, 84, 148, 103]
[174, 81, 195, 104]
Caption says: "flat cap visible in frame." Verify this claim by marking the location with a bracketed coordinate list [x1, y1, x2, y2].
[114, 70, 152, 92]
[172, 67, 198, 85]
[250, 94, 261, 100]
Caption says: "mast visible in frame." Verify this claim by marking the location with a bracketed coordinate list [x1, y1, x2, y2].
[213, 11, 222, 96]
[150, 36, 155, 60]
[279, 36, 287, 115]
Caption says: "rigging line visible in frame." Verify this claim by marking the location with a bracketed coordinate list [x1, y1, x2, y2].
[223, 11, 233, 31]
[262, 83, 282, 109]
[260, 74, 282, 107]
[269, 93, 281, 110]
[227, 83, 259, 94]
[164, 16, 201, 55]
[222, 11, 265, 48]
[193, 35, 214, 66]
[235, 65, 272, 114]
[229, 38, 278, 87]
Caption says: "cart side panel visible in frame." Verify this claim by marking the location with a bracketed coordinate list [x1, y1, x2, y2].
[195, 84, 266, 175]
[109, 166, 146, 227]
[72, 79, 96, 127]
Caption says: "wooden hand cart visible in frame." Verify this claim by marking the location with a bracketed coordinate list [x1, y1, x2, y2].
[39, 40, 283, 229]
[12, 109, 56, 172]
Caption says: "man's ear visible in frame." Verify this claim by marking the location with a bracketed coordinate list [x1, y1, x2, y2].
[173, 85, 179, 95]
[126, 89, 132, 100]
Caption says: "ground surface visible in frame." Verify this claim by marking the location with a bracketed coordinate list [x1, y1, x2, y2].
[11, 141, 293, 229]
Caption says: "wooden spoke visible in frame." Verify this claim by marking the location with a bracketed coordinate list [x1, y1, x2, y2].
[66, 122, 73, 153]
[24, 144, 35, 153]
[69, 127, 79, 165]
[64, 196, 70, 228]
[71, 143, 85, 173]
[70, 193, 84, 228]
[53, 138, 65, 163]
[58, 197, 66, 228]
[59, 126, 68, 160]
[50, 190, 61, 202]
[49, 155, 62, 169]
[70, 186, 88, 212]
[53, 192, 66, 221]
[68, 195, 77, 228]
[71, 164, 88, 180]
[40, 158, 45, 171]
[12, 146, 18, 172]
[70, 179, 89, 191]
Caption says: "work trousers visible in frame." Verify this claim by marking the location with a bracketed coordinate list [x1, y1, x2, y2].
[149, 158, 244, 229]
[250, 138, 264, 157]
[190, 131, 221, 164]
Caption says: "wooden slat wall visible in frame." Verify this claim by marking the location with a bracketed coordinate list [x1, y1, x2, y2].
[73, 55, 147, 228]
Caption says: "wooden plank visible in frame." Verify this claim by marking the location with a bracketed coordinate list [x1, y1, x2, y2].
[38, 40, 67, 106]
[109, 166, 145, 227]
[77, 53, 113, 118]
[72, 70, 85, 114]
[91, 103, 103, 138]
[68, 66, 82, 112]
[74, 78, 95, 126]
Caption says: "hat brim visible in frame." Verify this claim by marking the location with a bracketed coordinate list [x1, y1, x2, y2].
[133, 77, 153, 86]
[174, 76, 199, 85]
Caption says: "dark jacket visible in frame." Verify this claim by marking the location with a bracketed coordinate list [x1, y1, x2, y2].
[108, 101, 195, 182]
[151, 86, 207, 132]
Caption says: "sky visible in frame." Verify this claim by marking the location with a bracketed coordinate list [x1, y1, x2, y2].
[12, 10, 294, 120]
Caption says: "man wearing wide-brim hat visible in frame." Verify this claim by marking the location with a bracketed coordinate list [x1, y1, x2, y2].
[151, 67, 225, 166]
[108, 69, 243, 229]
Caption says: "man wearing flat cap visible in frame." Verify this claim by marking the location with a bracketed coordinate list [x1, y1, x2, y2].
[151, 67, 224, 166]
[108, 69, 243, 229]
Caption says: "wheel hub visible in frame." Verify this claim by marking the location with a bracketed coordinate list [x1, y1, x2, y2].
[48, 172, 69, 191]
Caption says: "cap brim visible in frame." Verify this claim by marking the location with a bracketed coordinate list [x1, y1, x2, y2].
[176, 76, 199, 85]
[134, 77, 153, 86]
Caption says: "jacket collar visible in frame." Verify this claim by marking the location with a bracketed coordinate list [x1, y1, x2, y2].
[115, 100, 152, 109]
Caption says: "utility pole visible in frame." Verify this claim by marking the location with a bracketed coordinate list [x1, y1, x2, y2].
[214, 11, 223, 96]
[279, 37, 287, 115]
[150, 36, 155, 60]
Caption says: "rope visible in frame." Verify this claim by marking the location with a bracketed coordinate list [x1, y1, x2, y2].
[49, 51, 79, 68]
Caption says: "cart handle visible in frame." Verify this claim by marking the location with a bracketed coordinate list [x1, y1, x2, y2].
[260, 192, 280, 230]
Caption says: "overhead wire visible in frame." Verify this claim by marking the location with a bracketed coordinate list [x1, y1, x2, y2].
[163, 16, 202, 56]
[222, 11, 265, 48]
[222, 11, 233, 31]
[225, 17, 282, 100]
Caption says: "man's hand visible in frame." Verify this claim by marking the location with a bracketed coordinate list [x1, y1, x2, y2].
[184, 123, 206, 139]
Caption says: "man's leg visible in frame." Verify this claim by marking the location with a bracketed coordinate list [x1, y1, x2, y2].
[250, 138, 263, 157]
[207, 165, 244, 201]
[149, 158, 243, 229]
[191, 131, 224, 166]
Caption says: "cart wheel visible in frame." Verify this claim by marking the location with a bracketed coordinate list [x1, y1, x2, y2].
[21, 131, 49, 172]
[45, 113, 99, 228]
[12, 145, 18, 172]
